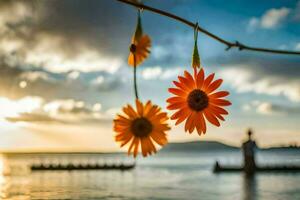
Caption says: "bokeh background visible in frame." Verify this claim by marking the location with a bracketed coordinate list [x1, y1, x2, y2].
[0, 0, 299, 152]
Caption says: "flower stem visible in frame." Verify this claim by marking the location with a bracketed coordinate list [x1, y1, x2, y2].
[133, 54, 139, 100]
[193, 67, 197, 78]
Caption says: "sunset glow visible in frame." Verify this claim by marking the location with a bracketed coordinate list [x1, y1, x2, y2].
[0, 0, 299, 152]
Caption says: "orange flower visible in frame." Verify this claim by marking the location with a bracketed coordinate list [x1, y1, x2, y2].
[114, 99, 170, 157]
[166, 68, 231, 135]
[128, 35, 151, 66]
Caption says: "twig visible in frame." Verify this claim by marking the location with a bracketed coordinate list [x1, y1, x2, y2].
[117, 0, 300, 56]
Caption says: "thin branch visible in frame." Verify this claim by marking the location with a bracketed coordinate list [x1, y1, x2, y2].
[117, 0, 300, 56]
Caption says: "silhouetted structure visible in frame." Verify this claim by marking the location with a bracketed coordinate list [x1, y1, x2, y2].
[213, 164, 300, 173]
[213, 129, 300, 174]
[31, 163, 135, 171]
[242, 129, 257, 176]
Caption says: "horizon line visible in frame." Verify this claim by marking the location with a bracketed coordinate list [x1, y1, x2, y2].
[0, 141, 298, 154]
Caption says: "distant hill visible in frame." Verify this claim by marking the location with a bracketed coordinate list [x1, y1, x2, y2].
[0, 141, 298, 154]
[160, 141, 300, 153]
[263, 146, 300, 152]
[161, 141, 239, 152]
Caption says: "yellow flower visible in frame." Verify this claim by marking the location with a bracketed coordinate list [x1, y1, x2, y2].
[114, 99, 170, 157]
[128, 35, 151, 66]
[128, 10, 151, 67]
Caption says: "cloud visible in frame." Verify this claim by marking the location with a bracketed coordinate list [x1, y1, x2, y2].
[90, 74, 121, 91]
[0, 1, 140, 114]
[160, 68, 182, 80]
[0, 1, 32, 31]
[152, 46, 172, 60]
[67, 71, 80, 80]
[0, 96, 43, 118]
[256, 102, 280, 115]
[2, 32, 123, 73]
[44, 99, 102, 118]
[243, 101, 300, 115]
[248, 7, 290, 30]
[295, 43, 300, 50]
[105, 107, 121, 118]
[6, 113, 58, 123]
[25, 43, 123, 73]
[141, 66, 183, 80]
[0, 58, 124, 101]
[278, 44, 288, 50]
[20, 71, 52, 82]
[294, 1, 300, 21]
[142, 67, 162, 80]
[258, 102, 300, 115]
[219, 55, 300, 102]
[221, 67, 300, 102]
[0, 0, 133, 73]
[91, 76, 104, 85]
[261, 8, 290, 28]
[247, 18, 259, 32]
[4, 97, 113, 124]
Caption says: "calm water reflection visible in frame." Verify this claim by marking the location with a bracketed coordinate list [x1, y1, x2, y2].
[0, 151, 299, 199]
[243, 175, 257, 200]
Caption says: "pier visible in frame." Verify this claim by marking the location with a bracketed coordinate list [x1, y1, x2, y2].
[31, 163, 135, 171]
[213, 163, 300, 173]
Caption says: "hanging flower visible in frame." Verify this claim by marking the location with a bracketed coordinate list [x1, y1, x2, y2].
[191, 41, 200, 69]
[128, 35, 151, 66]
[166, 68, 231, 135]
[114, 99, 170, 157]
[128, 10, 151, 67]
[192, 23, 201, 69]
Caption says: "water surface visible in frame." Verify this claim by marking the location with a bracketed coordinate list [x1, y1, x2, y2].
[0, 150, 299, 200]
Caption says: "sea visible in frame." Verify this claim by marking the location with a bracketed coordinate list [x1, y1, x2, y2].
[0, 149, 299, 200]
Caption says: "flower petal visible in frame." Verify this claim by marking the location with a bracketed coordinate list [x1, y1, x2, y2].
[206, 79, 223, 94]
[120, 134, 134, 147]
[123, 106, 137, 119]
[178, 75, 194, 90]
[188, 112, 197, 133]
[128, 35, 151, 66]
[209, 105, 229, 115]
[166, 96, 185, 104]
[204, 109, 220, 127]
[171, 108, 190, 120]
[146, 137, 157, 155]
[128, 137, 138, 156]
[168, 88, 187, 97]
[195, 112, 205, 135]
[133, 138, 140, 158]
[185, 112, 195, 133]
[141, 138, 148, 157]
[150, 131, 167, 146]
[167, 102, 187, 110]
[202, 73, 215, 91]
[136, 99, 144, 116]
[184, 71, 196, 88]
[143, 100, 152, 116]
[210, 99, 232, 106]
[173, 81, 189, 91]
[196, 68, 205, 88]
[209, 91, 229, 99]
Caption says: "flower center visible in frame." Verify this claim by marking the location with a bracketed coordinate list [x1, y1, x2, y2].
[131, 117, 153, 137]
[130, 44, 137, 53]
[187, 89, 209, 111]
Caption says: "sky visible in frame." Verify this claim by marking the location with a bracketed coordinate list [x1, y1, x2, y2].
[0, 0, 299, 152]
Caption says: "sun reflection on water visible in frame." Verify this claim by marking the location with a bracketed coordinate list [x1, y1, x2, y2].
[0, 155, 8, 199]
[0, 156, 5, 178]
